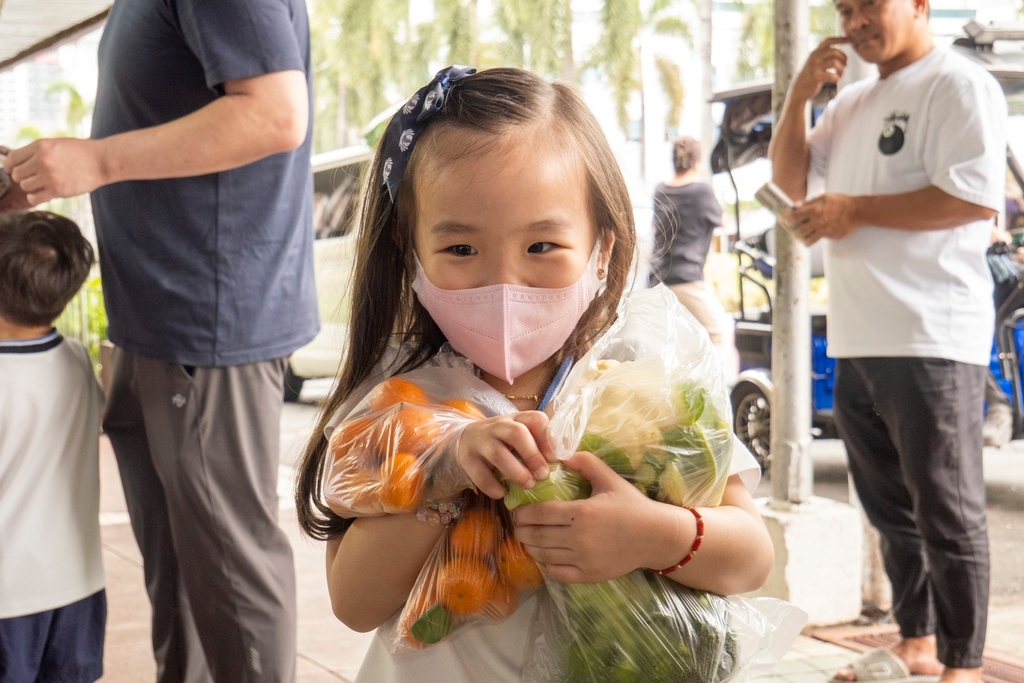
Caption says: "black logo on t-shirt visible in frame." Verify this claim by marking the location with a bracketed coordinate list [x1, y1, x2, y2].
[878, 112, 909, 155]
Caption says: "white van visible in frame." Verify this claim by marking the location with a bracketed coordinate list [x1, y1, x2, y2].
[284, 146, 371, 401]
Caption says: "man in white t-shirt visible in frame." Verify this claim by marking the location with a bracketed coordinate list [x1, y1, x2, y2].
[769, 0, 1005, 681]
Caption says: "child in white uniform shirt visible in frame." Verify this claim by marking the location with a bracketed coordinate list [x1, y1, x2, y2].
[0, 211, 105, 682]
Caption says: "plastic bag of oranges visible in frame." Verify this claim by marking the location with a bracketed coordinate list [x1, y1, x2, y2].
[393, 491, 546, 649]
[323, 355, 518, 518]
[322, 352, 548, 650]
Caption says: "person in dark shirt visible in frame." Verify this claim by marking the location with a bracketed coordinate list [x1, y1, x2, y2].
[2, 1, 317, 680]
[649, 137, 729, 352]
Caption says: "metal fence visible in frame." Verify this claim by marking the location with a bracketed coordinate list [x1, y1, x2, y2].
[55, 273, 106, 365]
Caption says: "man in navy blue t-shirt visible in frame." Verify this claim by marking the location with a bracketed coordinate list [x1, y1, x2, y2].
[2, 1, 318, 680]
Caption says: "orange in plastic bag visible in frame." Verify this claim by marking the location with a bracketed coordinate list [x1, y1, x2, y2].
[437, 558, 497, 616]
[330, 416, 385, 466]
[380, 453, 424, 511]
[370, 377, 431, 411]
[482, 579, 519, 620]
[391, 407, 444, 454]
[497, 537, 544, 590]
[449, 508, 499, 559]
[441, 398, 486, 420]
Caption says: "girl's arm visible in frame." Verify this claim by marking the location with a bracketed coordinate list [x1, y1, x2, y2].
[327, 514, 446, 632]
[325, 409, 556, 632]
[648, 477, 774, 595]
[514, 452, 774, 596]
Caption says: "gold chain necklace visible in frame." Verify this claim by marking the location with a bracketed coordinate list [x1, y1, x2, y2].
[502, 393, 541, 405]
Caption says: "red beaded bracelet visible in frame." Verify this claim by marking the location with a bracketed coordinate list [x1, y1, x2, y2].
[654, 506, 704, 575]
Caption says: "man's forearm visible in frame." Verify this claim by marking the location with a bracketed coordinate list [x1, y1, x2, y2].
[98, 83, 307, 185]
[768, 92, 811, 202]
[850, 186, 996, 232]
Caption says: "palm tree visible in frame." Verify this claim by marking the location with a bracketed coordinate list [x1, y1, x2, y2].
[46, 81, 91, 135]
[592, 0, 692, 136]
[591, 0, 693, 179]
[493, 0, 575, 80]
[736, 0, 837, 82]
[309, 0, 433, 152]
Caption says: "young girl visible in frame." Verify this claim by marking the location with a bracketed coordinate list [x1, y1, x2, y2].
[296, 67, 775, 682]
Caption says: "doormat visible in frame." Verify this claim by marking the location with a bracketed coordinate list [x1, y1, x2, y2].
[812, 625, 1024, 683]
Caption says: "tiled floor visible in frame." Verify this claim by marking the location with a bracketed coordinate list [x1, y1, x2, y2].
[753, 637, 858, 682]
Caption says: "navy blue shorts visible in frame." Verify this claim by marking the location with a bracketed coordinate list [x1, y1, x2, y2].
[0, 589, 106, 683]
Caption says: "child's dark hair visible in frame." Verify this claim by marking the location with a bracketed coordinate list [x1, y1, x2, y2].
[296, 67, 637, 541]
[672, 136, 701, 175]
[0, 211, 94, 327]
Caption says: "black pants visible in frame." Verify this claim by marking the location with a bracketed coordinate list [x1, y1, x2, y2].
[834, 358, 989, 669]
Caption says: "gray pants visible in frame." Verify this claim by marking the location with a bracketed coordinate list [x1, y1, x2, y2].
[102, 347, 296, 683]
[834, 357, 989, 669]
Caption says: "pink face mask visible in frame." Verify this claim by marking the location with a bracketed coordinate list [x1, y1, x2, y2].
[411, 249, 605, 384]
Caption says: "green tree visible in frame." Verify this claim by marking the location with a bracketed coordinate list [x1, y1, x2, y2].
[310, 0, 433, 152]
[591, 0, 693, 136]
[494, 0, 575, 80]
[310, 0, 499, 153]
[736, 0, 837, 82]
[46, 81, 91, 135]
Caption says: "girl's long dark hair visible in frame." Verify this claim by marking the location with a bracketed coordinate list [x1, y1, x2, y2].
[295, 68, 637, 541]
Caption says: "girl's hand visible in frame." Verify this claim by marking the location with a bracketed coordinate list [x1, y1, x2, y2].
[457, 411, 556, 499]
[512, 451, 678, 583]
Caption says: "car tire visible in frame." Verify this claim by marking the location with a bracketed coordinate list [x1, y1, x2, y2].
[731, 382, 771, 472]
[284, 364, 305, 403]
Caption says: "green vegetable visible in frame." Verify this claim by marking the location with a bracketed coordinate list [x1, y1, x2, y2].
[409, 604, 453, 644]
[657, 426, 720, 506]
[561, 574, 738, 683]
[632, 462, 658, 489]
[578, 433, 632, 475]
[673, 383, 707, 426]
[504, 462, 591, 511]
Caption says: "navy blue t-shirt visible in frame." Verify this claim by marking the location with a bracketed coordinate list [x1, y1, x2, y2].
[90, 0, 319, 367]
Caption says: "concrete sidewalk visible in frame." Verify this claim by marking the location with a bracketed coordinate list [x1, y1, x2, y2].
[93, 387, 1024, 682]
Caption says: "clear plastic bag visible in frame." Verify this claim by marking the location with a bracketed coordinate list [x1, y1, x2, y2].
[515, 286, 806, 682]
[323, 354, 516, 517]
[390, 490, 548, 649]
[323, 353, 552, 649]
[322, 288, 805, 669]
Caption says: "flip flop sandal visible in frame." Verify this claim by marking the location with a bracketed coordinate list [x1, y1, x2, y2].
[828, 647, 941, 683]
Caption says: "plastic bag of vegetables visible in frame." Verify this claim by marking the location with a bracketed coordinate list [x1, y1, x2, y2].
[512, 286, 806, 682]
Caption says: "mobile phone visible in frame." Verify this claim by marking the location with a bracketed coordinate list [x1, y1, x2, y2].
[754, 181, 795, 231]
[0, 149, 12, 202]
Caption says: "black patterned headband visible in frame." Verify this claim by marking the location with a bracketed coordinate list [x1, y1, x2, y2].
[381, 65, 477, 202]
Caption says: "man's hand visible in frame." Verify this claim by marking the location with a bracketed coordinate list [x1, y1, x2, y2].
[791, 37, 850, 102]
[3, 138, 108, 206]
[789, 193, 859, 245]
[0, 181, 30, 212]
[0, 146, 30, 212]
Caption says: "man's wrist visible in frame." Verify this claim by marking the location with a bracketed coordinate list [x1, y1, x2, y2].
[844, 195, 866, 228]
[786, 83, 815, 110]
[93, 136, 117, 188]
